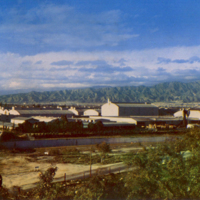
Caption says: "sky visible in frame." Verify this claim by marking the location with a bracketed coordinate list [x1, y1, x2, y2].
[1, 0, 200, 92]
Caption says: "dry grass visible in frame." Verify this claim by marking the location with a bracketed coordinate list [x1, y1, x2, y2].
[0, 156, 28, 165]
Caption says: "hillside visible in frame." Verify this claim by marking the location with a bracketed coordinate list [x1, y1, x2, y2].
[1, 81, 200, 104]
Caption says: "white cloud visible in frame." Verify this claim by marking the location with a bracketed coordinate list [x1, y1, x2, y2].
[1, 45, 200, 90]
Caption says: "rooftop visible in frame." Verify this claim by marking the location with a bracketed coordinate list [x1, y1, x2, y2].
[16, 110, 74, 115]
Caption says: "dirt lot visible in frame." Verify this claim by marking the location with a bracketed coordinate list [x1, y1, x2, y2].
[0, 141, 158, 190]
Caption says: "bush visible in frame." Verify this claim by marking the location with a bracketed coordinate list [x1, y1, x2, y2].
[62, 147, 80, 155]
[39, 167, 57, 184]
[96, 142, 111, 154]
[123, 128, 200, 200]
[0, 132, 19, 142]
[49, 149, 61, 156]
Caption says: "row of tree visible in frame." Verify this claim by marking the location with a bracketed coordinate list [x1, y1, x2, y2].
[14, 116, 136, 138]
[15, 116, 83, 134]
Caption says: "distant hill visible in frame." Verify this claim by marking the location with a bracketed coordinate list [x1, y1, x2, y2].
[1, 81, 200, 104]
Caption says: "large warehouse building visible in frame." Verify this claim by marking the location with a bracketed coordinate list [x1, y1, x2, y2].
[101, 99, 158, 117]
[0, 106, 74, 122]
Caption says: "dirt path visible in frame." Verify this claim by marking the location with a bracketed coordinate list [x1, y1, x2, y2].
[0, 145, 146, 190]
[1, 156, 128, 190]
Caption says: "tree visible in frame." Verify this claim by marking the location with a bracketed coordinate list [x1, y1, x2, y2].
[96, 142, 111, 163]
[73, 175, 105, 200]
[61, 115, 68, 123]
[96, 141, 111, 154]
[123, 128, 200, 199]
[88, 122, 97, 131]
[16, 121, 33, 133]
[95, 121, 104, 132]
[34, 167, 59, 199]
[35, 121, 47, 133]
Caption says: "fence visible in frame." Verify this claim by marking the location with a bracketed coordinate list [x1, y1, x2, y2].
[53, 164, 126, 183]
[21, 163, 128, 190]
[1, 136, 169, 149]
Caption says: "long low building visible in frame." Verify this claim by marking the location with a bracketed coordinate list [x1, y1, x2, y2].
[0, 121, 18, 130]
[0, 107, 75, 122]
[9, 109, 74, 118]
[86, 115, 183, 128]
[174, 109, 200, 119]
[11, 117, 39, 125]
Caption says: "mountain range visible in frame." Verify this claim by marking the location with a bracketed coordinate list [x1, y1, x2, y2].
[0, 81, 200, 104]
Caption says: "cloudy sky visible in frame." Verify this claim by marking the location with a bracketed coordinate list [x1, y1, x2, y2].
[1, 0, 200, 92]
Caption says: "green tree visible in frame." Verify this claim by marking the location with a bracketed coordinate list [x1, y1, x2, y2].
[61, 115, 68, 123]
[35, 121, 47, 133]
[88, 122, 97, 132]
[123, 128, 200, 199]
[96, 142, 111, 163]
[34, 167, 59, 199]
[95, 121, 104, 133]
[17, 121, 33, 133]
[73, 175, 105, 200]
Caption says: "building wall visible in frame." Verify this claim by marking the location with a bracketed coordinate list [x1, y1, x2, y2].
[90, 116, 137, 124]
[174, 110, 200, 119]
[119, 107, 158, 116]
[188, 110, 200, 119]
[9, 110, 20, 115]
[174, 110, 183, 118]
[11, 119, 26, 125]
[101, 102, 119, 116]
[84, 109, 99, 116]
[68, 107, 79, 116]
[101, 101, 158, 117]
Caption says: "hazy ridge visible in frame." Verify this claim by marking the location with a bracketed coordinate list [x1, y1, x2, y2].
[1, 81, 200, 104]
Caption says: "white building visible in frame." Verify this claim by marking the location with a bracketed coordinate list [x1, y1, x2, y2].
[11, 117, 39, 125]
[68, 107, 79, 116]
[174, 109, 199, 119]
[101, 99, 158, 117]
[83, 109, 100, 116]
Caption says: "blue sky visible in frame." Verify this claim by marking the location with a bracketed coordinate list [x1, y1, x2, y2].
[1, 0, 200, 92]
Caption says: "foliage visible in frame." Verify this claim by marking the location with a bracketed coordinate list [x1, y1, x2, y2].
[15, 118, 83, 134]
[2, 81, 200, 103]
[3, 129, 200, 199]
[0, 186, 9, 199]
[96, 142, 111, 154]
[88, 121, 104, 132]
[16, 121, 33, 133]
[61, 115, 68, 123]
[96, 142, 112, 164]
[0, 131, 19, 142]
[39, 167, 57, 184]
[32, 167, 59, 199]
[73, 174, 126, 200]
[123, 128, 200, 199]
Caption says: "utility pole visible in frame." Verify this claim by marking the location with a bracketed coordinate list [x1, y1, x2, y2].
[90, 150, 92, 177]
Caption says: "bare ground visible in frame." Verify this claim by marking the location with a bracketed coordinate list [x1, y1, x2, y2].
[0, 141, 159, 190]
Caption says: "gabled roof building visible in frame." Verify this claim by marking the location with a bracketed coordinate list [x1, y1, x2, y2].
[9, 108, 74, 118]
[101, 99, 158, 117]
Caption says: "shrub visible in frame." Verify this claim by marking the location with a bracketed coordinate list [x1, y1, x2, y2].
[96, 142, 111, 154]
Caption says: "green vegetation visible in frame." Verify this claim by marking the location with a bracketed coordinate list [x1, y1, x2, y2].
[96, 142, 112, 164]
[2, 128, 200, 199]
[16, 117, 83, 135]
[1, 81, 200, 103]
[123, 128, 200, 199]
[0, 131, 22, 142]
[15, 117, 138, 138]
[42, 144, 121, 165]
